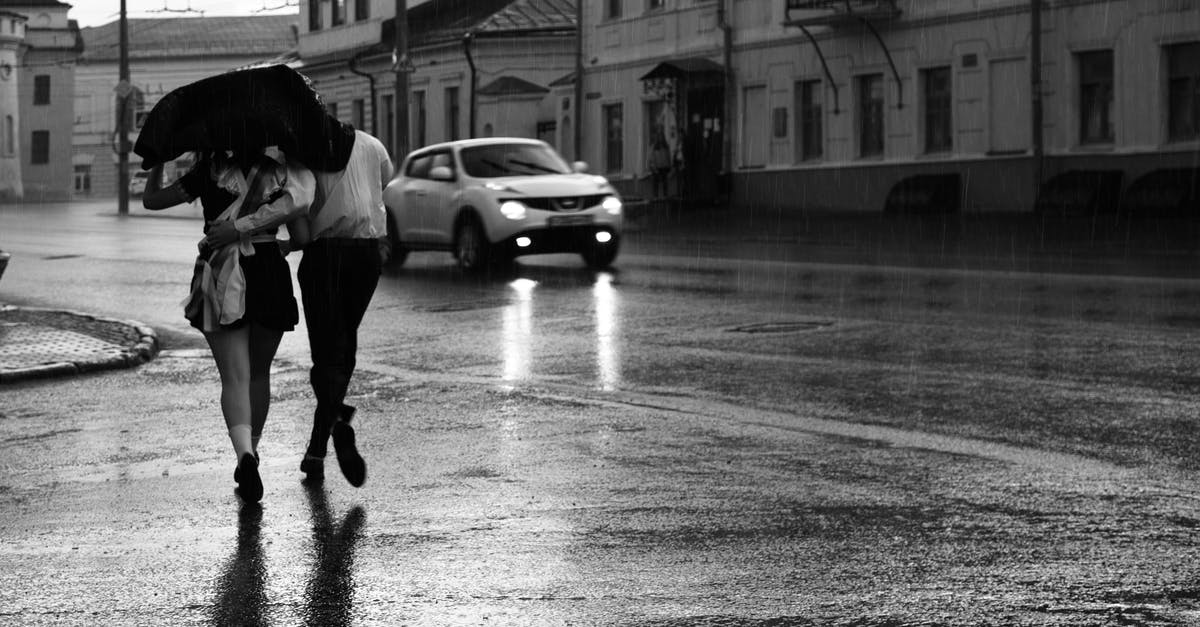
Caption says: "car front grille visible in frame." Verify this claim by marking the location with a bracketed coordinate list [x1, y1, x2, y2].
[510, 195, 607, 213]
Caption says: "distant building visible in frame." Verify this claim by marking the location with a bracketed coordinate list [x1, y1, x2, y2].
[0, 10, 26, 200]
[297, 0, 576, 162]
[74, 15, 299, 198]
[0, 0, 81, 202]
[584, 0, 1200, 214]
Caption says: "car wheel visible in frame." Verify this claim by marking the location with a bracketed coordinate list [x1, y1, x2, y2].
[384, 213, 408, 267]
[581, 236, 619, 269]
[455, 217, 490, 273]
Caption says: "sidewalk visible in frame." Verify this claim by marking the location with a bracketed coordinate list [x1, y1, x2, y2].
[0, 304, 159, 384]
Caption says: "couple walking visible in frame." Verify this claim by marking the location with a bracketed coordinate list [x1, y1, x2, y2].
[142, 104, 391, 503]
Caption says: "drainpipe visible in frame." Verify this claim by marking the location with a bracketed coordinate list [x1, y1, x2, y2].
[717, 0, 734, 201]
[1031, 0, 1044, 207]
[349, 49, 378, 136]
[574, 0, 584, 161]
[463, 32, 476, 139]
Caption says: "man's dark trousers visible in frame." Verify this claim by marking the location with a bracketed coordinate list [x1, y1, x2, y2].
[298, 238, 381, 458]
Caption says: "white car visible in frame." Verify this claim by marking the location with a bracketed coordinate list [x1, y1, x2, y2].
[382, 138, 623, 271]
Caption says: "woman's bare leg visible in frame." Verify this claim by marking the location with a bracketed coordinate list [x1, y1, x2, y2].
[248, 322, 285, 453]
[205, 326, 254, 459]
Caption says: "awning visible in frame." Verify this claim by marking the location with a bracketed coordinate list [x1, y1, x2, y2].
[638, 57, 724, 81]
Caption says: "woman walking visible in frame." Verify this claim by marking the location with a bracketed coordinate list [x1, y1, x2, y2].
[143, 148, 313, 502]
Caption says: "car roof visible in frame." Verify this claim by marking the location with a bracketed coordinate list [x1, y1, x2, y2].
[409, 137, 547, 155]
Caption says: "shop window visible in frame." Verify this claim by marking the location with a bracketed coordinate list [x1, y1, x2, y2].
[309, 0, 322, 31]
[795, 79, 823, 161]
[603, 103, 623, 173]
[1078, 50, 1114, 144]
[858, 74, 884, 157]
[382, 94, 394, 156]
[413, 90, 427, 147]
[607, 0, 622, 19]
[445, 86, 460, 141]
[923, 66, 952, 153]
[74, 164, 91, 193]
[331, 0, 345, 26]
[355, 0, 369, 20]
[31, 130, 49, 164]
[33, 74, 49, 105]
[1168, 42, 1200, 142]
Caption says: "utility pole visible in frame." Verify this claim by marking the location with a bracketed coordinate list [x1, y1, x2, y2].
[1031, 0, 1043, 206]
[116, 0, 130, 215]
[573, 0, 583, 161]
[392, 0, 410, 163]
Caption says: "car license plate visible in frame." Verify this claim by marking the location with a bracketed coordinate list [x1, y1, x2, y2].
[548, 215, 594, 227]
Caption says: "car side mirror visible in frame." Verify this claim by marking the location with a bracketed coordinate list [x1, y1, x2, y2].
[430, 166, 455, 181]
[572, 161, 589, 173]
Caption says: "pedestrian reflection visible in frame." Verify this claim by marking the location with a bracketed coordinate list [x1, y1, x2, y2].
[211, 503, 268, 626]
[302, 483, 366, 626]
[593, 272, 621, 391]
[501, 278, 536, 386]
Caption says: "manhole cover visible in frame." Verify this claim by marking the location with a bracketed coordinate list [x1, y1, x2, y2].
[728, 321, 834, 334]
[413, 299, 509, 313]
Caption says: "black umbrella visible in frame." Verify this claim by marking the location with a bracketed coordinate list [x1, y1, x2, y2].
[133, 64, 355, 172]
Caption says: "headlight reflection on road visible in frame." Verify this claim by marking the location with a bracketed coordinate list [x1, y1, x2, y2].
[593, 272, 620, 391]
[501, 278, 537, 387]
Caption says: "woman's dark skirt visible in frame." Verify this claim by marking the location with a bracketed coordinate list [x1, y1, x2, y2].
[188, 242, 299, 333]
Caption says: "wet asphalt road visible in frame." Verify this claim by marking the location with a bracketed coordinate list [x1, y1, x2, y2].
[3, 202, 1200, 624]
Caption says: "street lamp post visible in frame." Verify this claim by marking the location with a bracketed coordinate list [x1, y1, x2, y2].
[392, 0, 410, 163]
[116, 0, 130, 215]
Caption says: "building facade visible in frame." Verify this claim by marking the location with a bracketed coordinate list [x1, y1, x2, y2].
[580, 0, 1200, 214]
[296, 0, 577, 163]
[0, 10, 25, 200]
[0, 0, 80, 202]
[74, 15, 298, 198]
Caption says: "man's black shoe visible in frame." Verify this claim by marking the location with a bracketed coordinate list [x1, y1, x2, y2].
[236, 452, 263, 503]
[331, 421, 366, 487]
[299, 454, 325, 482]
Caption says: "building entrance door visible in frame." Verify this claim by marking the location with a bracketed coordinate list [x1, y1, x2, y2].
[681, 85, 724, 203]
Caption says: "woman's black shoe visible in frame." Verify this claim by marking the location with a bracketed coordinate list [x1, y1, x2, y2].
[331, 421, 366, 487]
[236, 453, 263, 502]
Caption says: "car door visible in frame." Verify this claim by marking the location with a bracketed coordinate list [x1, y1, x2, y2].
[423, 150, 458, 246]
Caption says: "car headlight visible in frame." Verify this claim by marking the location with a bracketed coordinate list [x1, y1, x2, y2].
[601, 196, 622, 215]
[500, 200, 527, 220]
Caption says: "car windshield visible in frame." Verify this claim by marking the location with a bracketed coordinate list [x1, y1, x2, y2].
[459, 143, 571, 178]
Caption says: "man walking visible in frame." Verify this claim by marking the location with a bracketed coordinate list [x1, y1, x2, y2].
[297, 127, 393, 487]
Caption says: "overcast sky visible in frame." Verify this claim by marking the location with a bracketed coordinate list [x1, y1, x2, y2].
[69, 1, 300, 28]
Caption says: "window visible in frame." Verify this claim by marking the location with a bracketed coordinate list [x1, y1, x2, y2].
[607, 0, 621, 19]
[382, 94, 394, 156]
[1168, 42, 1200, 142]
[31, 130, 49, 164]
[33, 74, 49, 105]
[308, 0, 322, 30]
[923, 66, 952, 152]
[1078, 50, 1114, 144]
[331, 0, 346, 26]
[355, 0, 369, 20]
[647, 0, 664, 10]
[3, 115, 12, 156]
[603, 103, 624, 172]
[352, 98, 365, 130]
[413, 90, 427, 147]
[74, 164, 91, 193]
[858, 74, 884, 157]
[742, 86, 768, 167]
[445, 86, 460, 141]
[328, 101, 338, 119]
[795, 79, 823, 160]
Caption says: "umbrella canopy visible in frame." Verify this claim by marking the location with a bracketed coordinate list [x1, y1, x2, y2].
[133, 64, 355, 172]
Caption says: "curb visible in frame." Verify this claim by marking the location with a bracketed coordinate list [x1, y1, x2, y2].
[0, 305, 160, 384]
